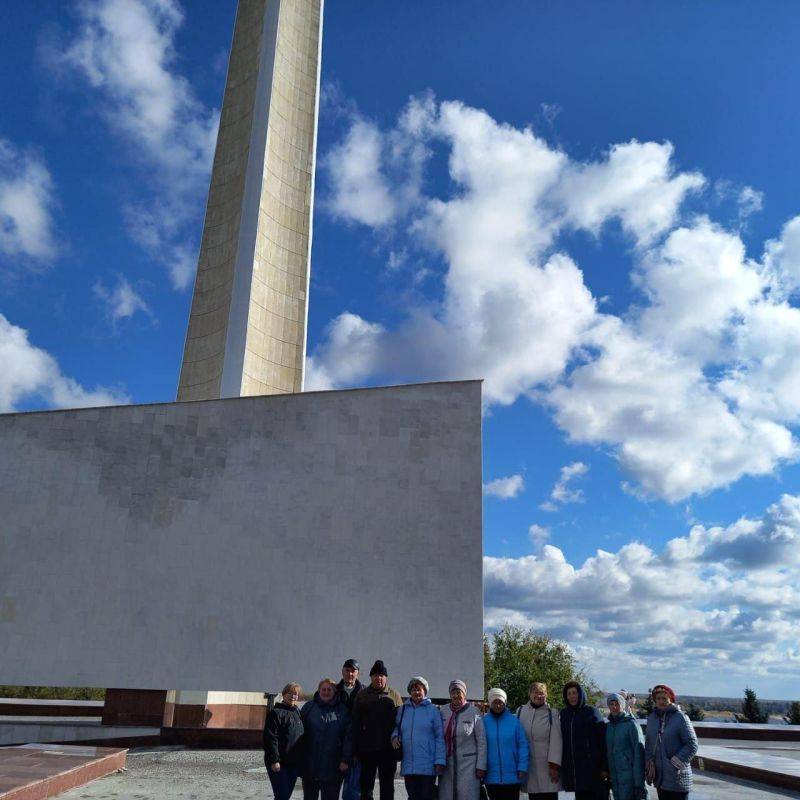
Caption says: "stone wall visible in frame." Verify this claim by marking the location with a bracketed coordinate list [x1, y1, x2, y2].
[0, 382, 483, 696]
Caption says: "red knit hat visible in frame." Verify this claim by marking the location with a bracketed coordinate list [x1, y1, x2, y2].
[651, 684, 676, 702]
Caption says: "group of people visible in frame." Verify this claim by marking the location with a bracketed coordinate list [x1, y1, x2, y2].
[263, 660, 698, 800]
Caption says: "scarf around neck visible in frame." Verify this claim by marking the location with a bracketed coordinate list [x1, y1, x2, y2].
[445, 701, 468, 756]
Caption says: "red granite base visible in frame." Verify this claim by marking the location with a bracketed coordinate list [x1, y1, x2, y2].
[0, 744, 126, 800]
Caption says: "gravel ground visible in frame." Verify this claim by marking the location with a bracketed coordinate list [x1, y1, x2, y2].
[55, 749, 800, 800]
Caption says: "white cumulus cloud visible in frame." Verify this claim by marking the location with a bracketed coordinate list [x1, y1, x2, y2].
[312, 93, 800, 501]
[49, 0, 219, 289]
[0, 313, 127, 412]
[483, 474, 525, 499]
[94, 277, 150, 322]
[484, 494, 800, 693]
[0, 140, 59, 263]
[541, 461, 588, 510]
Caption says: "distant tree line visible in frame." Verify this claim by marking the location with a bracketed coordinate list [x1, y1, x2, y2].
[0, 686, 106, 701]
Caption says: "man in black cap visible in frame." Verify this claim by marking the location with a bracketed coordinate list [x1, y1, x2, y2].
[352, 660, 402, 800]
[337, 658, 364, 711]
[338, 659, 364, 800]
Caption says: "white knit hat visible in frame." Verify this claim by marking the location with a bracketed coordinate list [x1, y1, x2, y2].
[408, 676, 429, 694]
[487, 687, 507, 705]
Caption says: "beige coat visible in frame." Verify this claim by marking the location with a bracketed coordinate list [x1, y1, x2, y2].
[517, 703, 562, 794]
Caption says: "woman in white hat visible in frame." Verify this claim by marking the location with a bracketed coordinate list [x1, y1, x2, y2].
[482, 688, 529, 800]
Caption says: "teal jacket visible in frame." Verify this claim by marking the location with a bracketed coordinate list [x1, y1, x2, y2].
[605, 712, 646, 800]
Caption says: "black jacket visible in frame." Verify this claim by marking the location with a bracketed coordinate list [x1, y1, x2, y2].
[352, 683, 402, 756]
[263, 701, 305, 768]
[560, 684, 608, 792]
[336, 678, 364, 712]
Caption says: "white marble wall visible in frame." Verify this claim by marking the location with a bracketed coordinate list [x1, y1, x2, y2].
[0, 382, 483, 697]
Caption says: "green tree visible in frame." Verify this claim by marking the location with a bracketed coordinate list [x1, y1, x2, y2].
[686, 702, 706, 722]
[784, 701, 800, 725]
[483, 625, 598, 710]
[736, 687, 769, 724]
[637, 693, 654, 719]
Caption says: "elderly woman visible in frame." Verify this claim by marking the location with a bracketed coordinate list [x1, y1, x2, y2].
[391, 677, 445, 800]
[264, 682, 305, 800]
[605, 693, 646, 800]
[438, 680, 487, 800]
[300, 678, 352, 800]
[644, 684, 698, 800]
[517, 681, 561, 800]
[483, 688, 529, 800]
[560, 681, 608, 800]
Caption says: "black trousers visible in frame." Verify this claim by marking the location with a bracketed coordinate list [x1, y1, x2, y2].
[485, 785, 520, 800]
[404, 775, 436, 800]
[529, 794, 558, 800]
[575, 790, 609, 800]
[303, 776, 344, 800]
[657, 790, 688, 800]
[359, 753, 396, 800]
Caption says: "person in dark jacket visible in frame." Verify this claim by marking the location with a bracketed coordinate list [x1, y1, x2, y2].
[264, 682, 306, 800]
[644, 684, 698, 800]
[559, 681, 609, 800]
[301, 678, 353, 800]
[338, 659, 364, 800]
[352, 660, 403, 800]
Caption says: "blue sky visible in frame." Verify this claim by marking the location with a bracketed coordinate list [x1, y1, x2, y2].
[2, 0, 800, 698]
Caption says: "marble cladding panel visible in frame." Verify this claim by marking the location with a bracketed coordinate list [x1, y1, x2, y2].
[244, 0, 321, 396]
[0, 382, 483, 696]
[179, 0, 321, 400]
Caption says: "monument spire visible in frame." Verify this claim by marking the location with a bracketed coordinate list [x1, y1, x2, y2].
[177, 0, 323, 402]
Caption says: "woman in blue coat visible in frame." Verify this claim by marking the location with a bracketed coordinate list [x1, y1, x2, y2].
[391, 676, 445, 800]
[300, 678, 352, 800]
[482, 688, 529, 800]
[605, 693, 646, 800]
[644, 684, 698, 800]
[560, 681, 609, 800]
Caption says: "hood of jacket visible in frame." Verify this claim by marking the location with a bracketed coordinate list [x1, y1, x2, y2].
[562, 683, 587, 709]
[404, 697, 432, 708]
[655, 703, 679, 717]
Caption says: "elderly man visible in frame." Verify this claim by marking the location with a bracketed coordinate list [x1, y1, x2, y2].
[338, 659, 364, 800]
[352, 660, 402, 800]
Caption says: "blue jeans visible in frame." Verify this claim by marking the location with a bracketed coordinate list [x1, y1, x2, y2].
[342, 763, 360, 800]
[268, 764, 300, 800]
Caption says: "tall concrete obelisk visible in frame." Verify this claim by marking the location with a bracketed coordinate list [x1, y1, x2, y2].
[178, 0, 322, 402]
[170, 0, 323, 729]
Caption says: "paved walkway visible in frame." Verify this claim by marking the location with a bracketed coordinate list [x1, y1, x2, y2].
[53, 749, 800, 800]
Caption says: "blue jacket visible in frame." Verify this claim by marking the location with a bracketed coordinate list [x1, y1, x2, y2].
[606, 712, 646, 800]
[483, 709, 530, 785]
[301, 693, 352, 780]
[393, 698, 446, 776]
[644, 705, 698, 793]
[559, 684, 608, 793]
